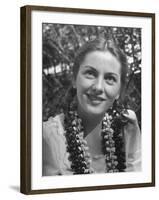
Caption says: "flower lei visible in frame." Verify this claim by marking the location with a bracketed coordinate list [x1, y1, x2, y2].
[64, 99, 128, 174]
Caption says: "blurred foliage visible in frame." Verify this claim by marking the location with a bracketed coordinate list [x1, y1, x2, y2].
[42, 24, 141, 127]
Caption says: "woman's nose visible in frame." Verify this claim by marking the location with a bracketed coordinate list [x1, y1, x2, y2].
[92, 78, 104, 93]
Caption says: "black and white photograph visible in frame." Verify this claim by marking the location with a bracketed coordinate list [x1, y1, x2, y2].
[20, 6, 155, 194]
[42, 24, 142, 176]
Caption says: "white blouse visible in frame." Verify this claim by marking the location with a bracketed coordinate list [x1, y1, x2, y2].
[42, 113, 141, 176]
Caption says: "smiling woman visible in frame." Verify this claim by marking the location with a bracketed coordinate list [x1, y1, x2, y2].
[75, 51, 121, 119]
[42, 37, 141, 176]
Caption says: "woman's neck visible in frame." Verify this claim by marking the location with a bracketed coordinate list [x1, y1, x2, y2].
[77, 107, 104, 137]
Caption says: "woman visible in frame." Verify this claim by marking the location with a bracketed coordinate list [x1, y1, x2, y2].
[42, 38, 141, 176]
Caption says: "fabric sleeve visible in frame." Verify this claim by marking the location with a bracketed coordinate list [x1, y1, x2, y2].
[42, 117, 67, 176]
[124, 124, 141, 172]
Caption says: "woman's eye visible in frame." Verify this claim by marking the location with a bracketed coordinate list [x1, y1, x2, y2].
[85, 70, 96, 78]
[105, 76, 116, 85]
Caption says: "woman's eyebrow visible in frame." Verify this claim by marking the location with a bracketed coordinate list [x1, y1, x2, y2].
[82, 66, 119, 77]
[82, 65, 97, 72]
[105, 72, 119, 77]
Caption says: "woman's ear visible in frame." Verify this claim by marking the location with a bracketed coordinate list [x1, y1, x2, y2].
[115, 94, 120, 100]
[72, 78, 76, 89]
[116, 86, 122, 100]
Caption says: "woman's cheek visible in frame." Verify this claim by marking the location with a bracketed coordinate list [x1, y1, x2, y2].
[106, 85, 120, 99]
[78, 77, 93, 91]
[76, 78, 89, 97]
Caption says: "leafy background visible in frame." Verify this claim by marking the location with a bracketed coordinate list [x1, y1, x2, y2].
[42, 24, 141, 127]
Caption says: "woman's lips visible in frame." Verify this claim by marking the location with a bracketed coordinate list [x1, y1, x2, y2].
[86, 93, 106, 104]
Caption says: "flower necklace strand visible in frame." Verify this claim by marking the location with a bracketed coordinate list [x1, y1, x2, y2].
[64, 101, 127, 174]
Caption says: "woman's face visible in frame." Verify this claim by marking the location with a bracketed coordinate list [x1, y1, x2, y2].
[74, 50, 121, 118]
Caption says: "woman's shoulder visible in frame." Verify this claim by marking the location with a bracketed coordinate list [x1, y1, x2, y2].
[43, 113, 65, 139]
[44, 113, 65, 125]
[42, 113, 72, 175]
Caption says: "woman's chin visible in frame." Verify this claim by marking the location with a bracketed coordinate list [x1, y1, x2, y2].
[84, 106, 106, 118]
[77, 101, 111, 119]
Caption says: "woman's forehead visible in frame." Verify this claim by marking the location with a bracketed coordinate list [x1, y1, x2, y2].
[80, 51, 121, 75]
